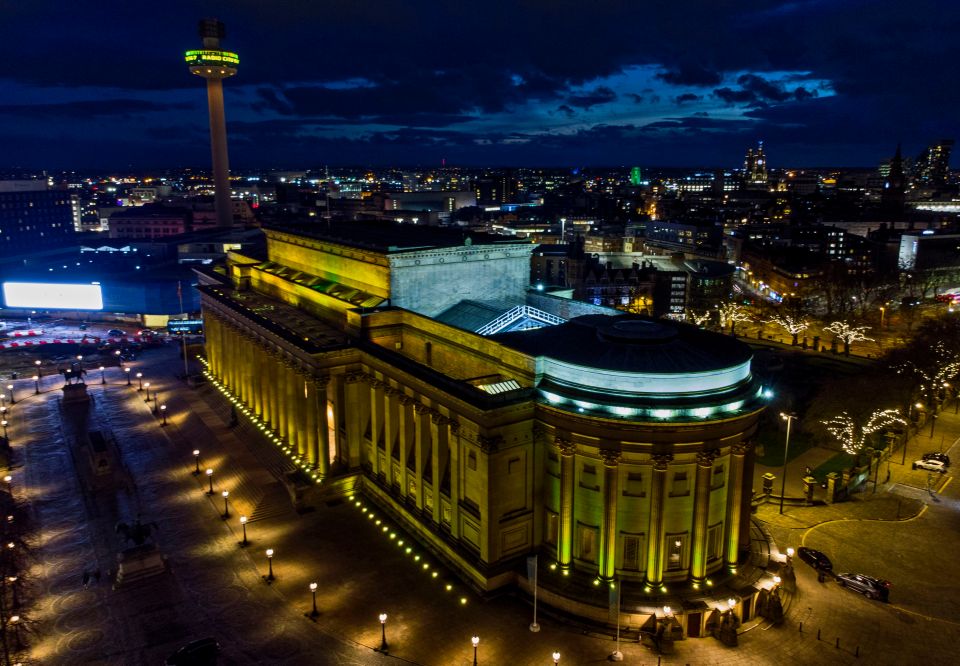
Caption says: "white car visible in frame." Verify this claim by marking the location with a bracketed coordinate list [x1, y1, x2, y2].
[912, 459, 947, 473]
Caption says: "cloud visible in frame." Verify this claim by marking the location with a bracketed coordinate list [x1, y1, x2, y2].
[556, 104, 576, 117]
[674, 93, 703, 105]
[564, 86, 617, 110]
[0, 99, 189, 118]
[656, 63, 722, 86]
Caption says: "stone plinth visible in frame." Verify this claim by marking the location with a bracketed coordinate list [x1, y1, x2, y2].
[114, 544, 166, 588]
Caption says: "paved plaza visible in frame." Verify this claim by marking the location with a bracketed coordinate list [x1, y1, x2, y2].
[4, 344, 959, 665]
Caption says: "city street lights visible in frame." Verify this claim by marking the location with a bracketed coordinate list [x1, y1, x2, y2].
[471, 635, 479, 666]
[879, 306, 885, 330]
[125, 367, 131, 386]
[780, 413, 797, 515]
[144, 382, 152, 402]
[206, 468, 214, 495]
[308, 582, 319, 618]
[1, 420, 8, 443]
[193, 450, 201, 475]
[6, 384, 14, 405]
[136, 372, 143, 391]
[552, 651, 561, 665]
[377, 613, 389, 652]
[3, 475, 11, 495]
[221, 490, 230, 519]
[265, 549, 275, 582]
[99, 366, 105, 384]
[115, 349, 122, 366]
[32, 375, 39, 395]
[152, 392, 160, 415]
[160, 404, 167, 425]
[239, 515, 248, 546]
[34, 359, 41, 379]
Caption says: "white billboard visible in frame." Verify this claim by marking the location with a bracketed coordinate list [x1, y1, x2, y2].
[2, 282, 104, 310]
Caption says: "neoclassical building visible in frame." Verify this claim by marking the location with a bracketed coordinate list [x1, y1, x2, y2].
[199, 221, 764, 616]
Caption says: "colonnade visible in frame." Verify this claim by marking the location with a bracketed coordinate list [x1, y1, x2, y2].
[204, 310, 333, 477]
[552, 437, 752, 584]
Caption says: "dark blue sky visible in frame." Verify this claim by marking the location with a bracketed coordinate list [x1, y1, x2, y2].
[3, 0, 958, 170]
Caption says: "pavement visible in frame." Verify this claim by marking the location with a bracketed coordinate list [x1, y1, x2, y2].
[3, 344, 959, 665]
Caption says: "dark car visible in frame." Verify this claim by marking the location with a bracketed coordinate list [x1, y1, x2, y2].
[797, 547, 833, 572]
[165, 637, 219, 665]
[922, 452, 950, 466]
[107, 328, 126, 338]
[835, 573, 890, 601]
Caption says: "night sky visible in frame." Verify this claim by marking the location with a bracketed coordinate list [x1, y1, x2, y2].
[4, 1, 958, 170]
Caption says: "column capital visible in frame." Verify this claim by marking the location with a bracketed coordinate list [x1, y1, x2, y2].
[312, 374, 331, 389]
[731, 440, 754, 456]
[478, 434, 502, 453]
[414, 403, 431, 415]
[555, 437, 577, 456]
[344, 370, 366, 384]
[398, 394, 415, 406]
[600, 449, 622, 467]
[697, 449, 720, 467]
[651, 453, 673, 471]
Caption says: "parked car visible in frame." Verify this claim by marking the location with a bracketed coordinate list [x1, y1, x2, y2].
[165, 637, 219, 665]
[835, 573, 890, 601]
[107, 328, 126, 337]
[912, 459, 947, 473]
[922, 452, 950, 467]
[797, 547, 833, 572]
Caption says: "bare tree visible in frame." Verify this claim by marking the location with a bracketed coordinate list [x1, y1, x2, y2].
[767, 314, 810, 346]
[717, 302, 751, 336]
[822, 409, 907, 456]
[824, 321, 874, 356]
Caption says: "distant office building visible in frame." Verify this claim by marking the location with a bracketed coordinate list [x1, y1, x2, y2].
[913, 139, 954, 188]
[0, 180, 75, 258]
[743, 141, 768, 186]
[475, 171, 519, 205]
[645, 220, 724, 258]
[107, 204, 192, 239]
[385, 191, 476, 214]
[881, 145, 906, 218]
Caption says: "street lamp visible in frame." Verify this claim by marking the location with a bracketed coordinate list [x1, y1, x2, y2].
[779, 413, 797, 514]
[160, 404, 167, 425]
[221, 490, 230, 519]
[1, 420, 8, 443]
[6, 384, 14, 405]
[115, 349, 122, 366]
[99, 366, 105, 384]
[206, 468, 214, 495]
[378, 613, 389, 652]
[472, 635, 479, 666]
[136, 372, 143, 391]
[125, 367, 131, 386]
[265, 548, 275, 582]
[34, 359, 42, 380]
[239, 515, 248, 546]
[552, 651, 561, 665]
[193, 450, 201, 475]
[144, 382, 152, 402]
[309, 582, 319, 618]
[32, 375, 39, 395]
[152, 392, 160, 415]
[3, 475, 11, 495]
[879, 306, 885, 329]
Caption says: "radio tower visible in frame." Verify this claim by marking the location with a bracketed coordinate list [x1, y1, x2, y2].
[185, 19, 239, 228]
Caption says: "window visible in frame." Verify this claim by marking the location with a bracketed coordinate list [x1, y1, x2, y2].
[580, 463, 599, 490]
[621, 534, 644, 571]
[707, 524, 722, 562]
[670, 471, 690, 497]
[545, 512, 559, 546]
[623, 471, 645, 497]
[667, 534, 686, 571]
[712, 464, 725, 489]
[467, 451, 477, 471]
[577, 524, 597, 563]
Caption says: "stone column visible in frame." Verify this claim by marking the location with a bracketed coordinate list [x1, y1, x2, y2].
[430, 411, 449, 526]
[266, 351, 279, 431]
[206, 313, 220, 378]
[398, 395, 414, 500]
[598, 450, 621, 581]
[315, 376, 330, 476]
[691, 450, 718, 583]
[294, 368, 308, 458]
[557, 437, 576, 570]
[413, 403, 430, 511]
[370, 379, 384, 478]
[304, 375, 318, 467]
[384, 386, 399, 488]
[344, 372, 364, 469]
[645, 453, 673, 586]
[447, 418, 461, 538]
[725, 442, 751, 570]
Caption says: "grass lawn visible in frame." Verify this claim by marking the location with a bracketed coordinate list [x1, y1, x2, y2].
[755, 426, 817, 466]
[813, 451, 858, 478]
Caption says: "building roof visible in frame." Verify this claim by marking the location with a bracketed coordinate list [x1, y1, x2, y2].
[266, 220, 530, 254]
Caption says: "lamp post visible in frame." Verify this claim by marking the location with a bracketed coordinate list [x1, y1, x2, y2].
[115, 349, 122, 367]
[552, 651, 561, 665]
[265, 548, 275, 582]
[471, 635, 479, 666]
[193, 450, 201, 475]
[160, 404, 167, 425]
[8, 576, 18, 609]
[34, 359, 41, 380]
[6, 384, 14, 405]
[879, 306, 885, 330]
[309, 582, 319, 618]
[3, 475, 11, 495]
[221, 490, 230, 519]
[1, 420, 8, 443]
[144, 382, 152, 402]
[136, 372, 143, 391]
[32, 375, 39, 395]
[125, 367, 131, 386]
[9, 614, 21, 650]
[239, 515, 248, 546]
[930, 412, 938, 438]
[779, 412, 797, 514]
[206, 468, 214, 495]
[99, 366, 105, 384]
[378, 613, 389, 652]
[152, 392, 160, 415]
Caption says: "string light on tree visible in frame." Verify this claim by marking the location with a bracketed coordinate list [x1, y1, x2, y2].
[821, 409, 907, 455]
[824, 321, 874, 356]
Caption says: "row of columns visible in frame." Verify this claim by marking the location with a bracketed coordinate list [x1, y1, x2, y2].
[553, 437, 751, 585]
[204, 310, 332, 477]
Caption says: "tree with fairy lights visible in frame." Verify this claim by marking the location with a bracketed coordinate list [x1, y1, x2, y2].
[717, 302, 751, 336]
[686, 309, 712, 328]
[821, 409, 907, 457]
[767, 314, 809, 346]
[824, 321, 874, 356]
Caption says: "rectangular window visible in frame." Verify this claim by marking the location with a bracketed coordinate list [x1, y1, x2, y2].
[712, 464, 725, 490]
[577, 524, 597, 563]
[621, 533, 644, 571]
[545, 512, 559, 546]
[670, 471, 690, 497]
[467, 451, 477, 471]
[707, 524, 722, 562]
[667, 534, 687, 571]
[623, 471, 646, 497]
[580, 463, 599, 490]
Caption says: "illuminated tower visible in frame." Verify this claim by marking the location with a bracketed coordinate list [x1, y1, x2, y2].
[185, 19, 239, 228]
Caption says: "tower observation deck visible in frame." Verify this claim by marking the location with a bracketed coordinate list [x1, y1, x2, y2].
[185, 19, 238, 228]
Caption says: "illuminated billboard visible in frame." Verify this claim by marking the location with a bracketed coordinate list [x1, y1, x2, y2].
[2, 282, 104, 310]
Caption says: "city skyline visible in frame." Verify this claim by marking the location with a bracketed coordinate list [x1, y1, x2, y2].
[2, 1, 958, 169]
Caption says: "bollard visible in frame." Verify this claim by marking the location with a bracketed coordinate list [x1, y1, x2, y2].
[799, 621, 803, 633]
[836, 638, 840, 649]
[817, 628, 821, 640]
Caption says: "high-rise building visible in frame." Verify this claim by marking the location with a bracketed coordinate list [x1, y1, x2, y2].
[743, 141, 768, 185]
[185, 19, 238, 228]
[914, 139, 954, 188]
[0, 180, 75, 259]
